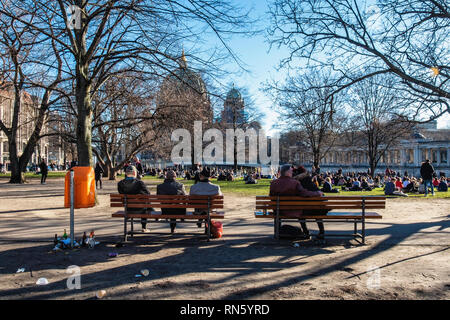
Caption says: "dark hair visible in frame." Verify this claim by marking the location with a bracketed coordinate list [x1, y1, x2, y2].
[200, 167, 211, 178]
[292, 165, 306, 176]
[280, 164, 292, 176]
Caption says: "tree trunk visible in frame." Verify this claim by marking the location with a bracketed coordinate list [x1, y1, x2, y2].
[8, 135, 24, 183]
[76, 74, 93, 167]
[9, 158, 24, 183]
[108, 166, 117, 181]
[234, 135, 238, 172]
[370, 163, 375, 177]
[313, 151, 320, 169]
[105, 159, 117, 180]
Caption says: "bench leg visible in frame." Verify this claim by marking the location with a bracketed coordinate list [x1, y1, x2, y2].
[131, 218, 134, 237]
[274, 218, 280, 240]
[207, 219, 211, 242]
[123, 217, 128, 242]
[362, 217, 366, 244]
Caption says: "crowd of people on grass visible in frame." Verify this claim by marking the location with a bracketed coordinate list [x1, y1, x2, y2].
[288, 161, 448, 197]
[118, 157, 449, 197]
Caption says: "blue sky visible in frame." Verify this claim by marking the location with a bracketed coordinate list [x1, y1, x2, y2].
[213, 0, 287, 135]
[206, 0, 450, 133]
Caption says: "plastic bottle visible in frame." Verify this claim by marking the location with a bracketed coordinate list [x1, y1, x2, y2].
[88, 230, 95, 248]
[81, 232, 87, 247]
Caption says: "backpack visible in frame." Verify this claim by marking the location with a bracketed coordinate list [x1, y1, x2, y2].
[279, 224, 303, 238]
[207, 220, 223, 239]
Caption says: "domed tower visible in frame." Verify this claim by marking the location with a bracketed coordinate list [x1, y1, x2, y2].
[221, 85, 245, 125]
[156, 50, 213, 124]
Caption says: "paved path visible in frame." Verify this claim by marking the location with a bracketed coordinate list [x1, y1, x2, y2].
[0, 179, 448, 300]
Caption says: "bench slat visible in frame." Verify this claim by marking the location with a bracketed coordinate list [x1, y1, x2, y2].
[111, 194, 223, 200]
[112, 211, 225, 219]
[110, 204, 224, 209]
[256, 196, 386, 200]
[255, 205, 385, 210]
[111, 199, 223, 204]
[119, 204, 223, 209]
[255, 212, 383, 219]
[255, 201, 385, 205]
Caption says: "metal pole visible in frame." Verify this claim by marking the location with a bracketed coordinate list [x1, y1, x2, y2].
[70, 169, 75, 248]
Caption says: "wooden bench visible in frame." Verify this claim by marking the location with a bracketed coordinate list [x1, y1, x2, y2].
[255, 196, 385, 244]
[111, 194, 224, 241]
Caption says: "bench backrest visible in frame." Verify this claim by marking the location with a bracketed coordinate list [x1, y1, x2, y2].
[256, 196, 386, 211]
[110, 194, 224, 210]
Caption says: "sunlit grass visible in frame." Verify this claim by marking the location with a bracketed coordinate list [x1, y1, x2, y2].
[2, 172, 448, 198]
[0, 172, 67, 179]
[141, 176, 450, 198]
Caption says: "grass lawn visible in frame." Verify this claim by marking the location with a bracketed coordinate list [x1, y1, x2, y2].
[141, 176, 450, 198]
[0, 172, 67, 179]
[2, 173, 448, 198]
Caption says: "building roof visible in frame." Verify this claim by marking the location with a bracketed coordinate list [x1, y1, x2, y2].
[161, 52, 207, 96]
[226, 87, 242, 100]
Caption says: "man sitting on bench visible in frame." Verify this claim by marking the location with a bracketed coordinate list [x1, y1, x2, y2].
[189, 167, 222, 227]
[156, 170, 187, 234]
[270, 164, 324, 239]
[118, 165, 152, 233]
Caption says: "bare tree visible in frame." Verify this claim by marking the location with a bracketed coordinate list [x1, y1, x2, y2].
[267, 0, 449, 122]
[91, 73, 160, 180]
[0, 5, 64, 183]
[0, 0, 256, 170]
[347, 74, 413, 176]
[267, 70, 345, 168]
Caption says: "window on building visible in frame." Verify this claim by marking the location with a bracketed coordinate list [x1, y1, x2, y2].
[421, 149, 428, 162]
[431, 150, 437, 163]
[440, 150, 448, 163]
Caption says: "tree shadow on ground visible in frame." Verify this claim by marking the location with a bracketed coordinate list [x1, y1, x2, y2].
[0, 231, 335, 299]
[0, 217, 448, 299]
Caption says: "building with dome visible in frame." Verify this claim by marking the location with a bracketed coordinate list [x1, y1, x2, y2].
[156, 50, 213, 124]
[221, 85, 245, 125]
[139, 51, 213, 167]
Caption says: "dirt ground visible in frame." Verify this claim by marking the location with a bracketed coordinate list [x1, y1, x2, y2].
[0, 178, 449, 300]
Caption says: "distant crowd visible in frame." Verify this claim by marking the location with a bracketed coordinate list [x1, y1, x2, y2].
[131, 160, 449, 196]
[4, 156, 447, 197]
[289, 161, 448, 196]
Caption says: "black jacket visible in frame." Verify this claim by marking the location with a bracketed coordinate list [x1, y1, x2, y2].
[322, 181, 333, 192]
[157, 179, 186, 215]
[39, 162, 48, 174]
[420, 162, 435, 180]
[94, 164, 104, 179]
[118, 177, 151, 213]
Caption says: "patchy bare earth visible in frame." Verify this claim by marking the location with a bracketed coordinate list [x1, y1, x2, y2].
[0, 178, 449, 300]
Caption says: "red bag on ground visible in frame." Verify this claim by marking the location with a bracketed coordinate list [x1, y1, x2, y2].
[209, 220, 223, 239]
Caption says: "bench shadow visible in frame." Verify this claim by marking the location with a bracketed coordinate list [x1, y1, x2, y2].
[0, 218, 448, 299]
[0, 232, 334, 299]
[0, 207, 67, 214]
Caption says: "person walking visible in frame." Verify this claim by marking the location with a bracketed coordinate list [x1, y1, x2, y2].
[94, 162, 104, 189]
[39, 159, 48, 185]
[420, 159, 435, 196]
